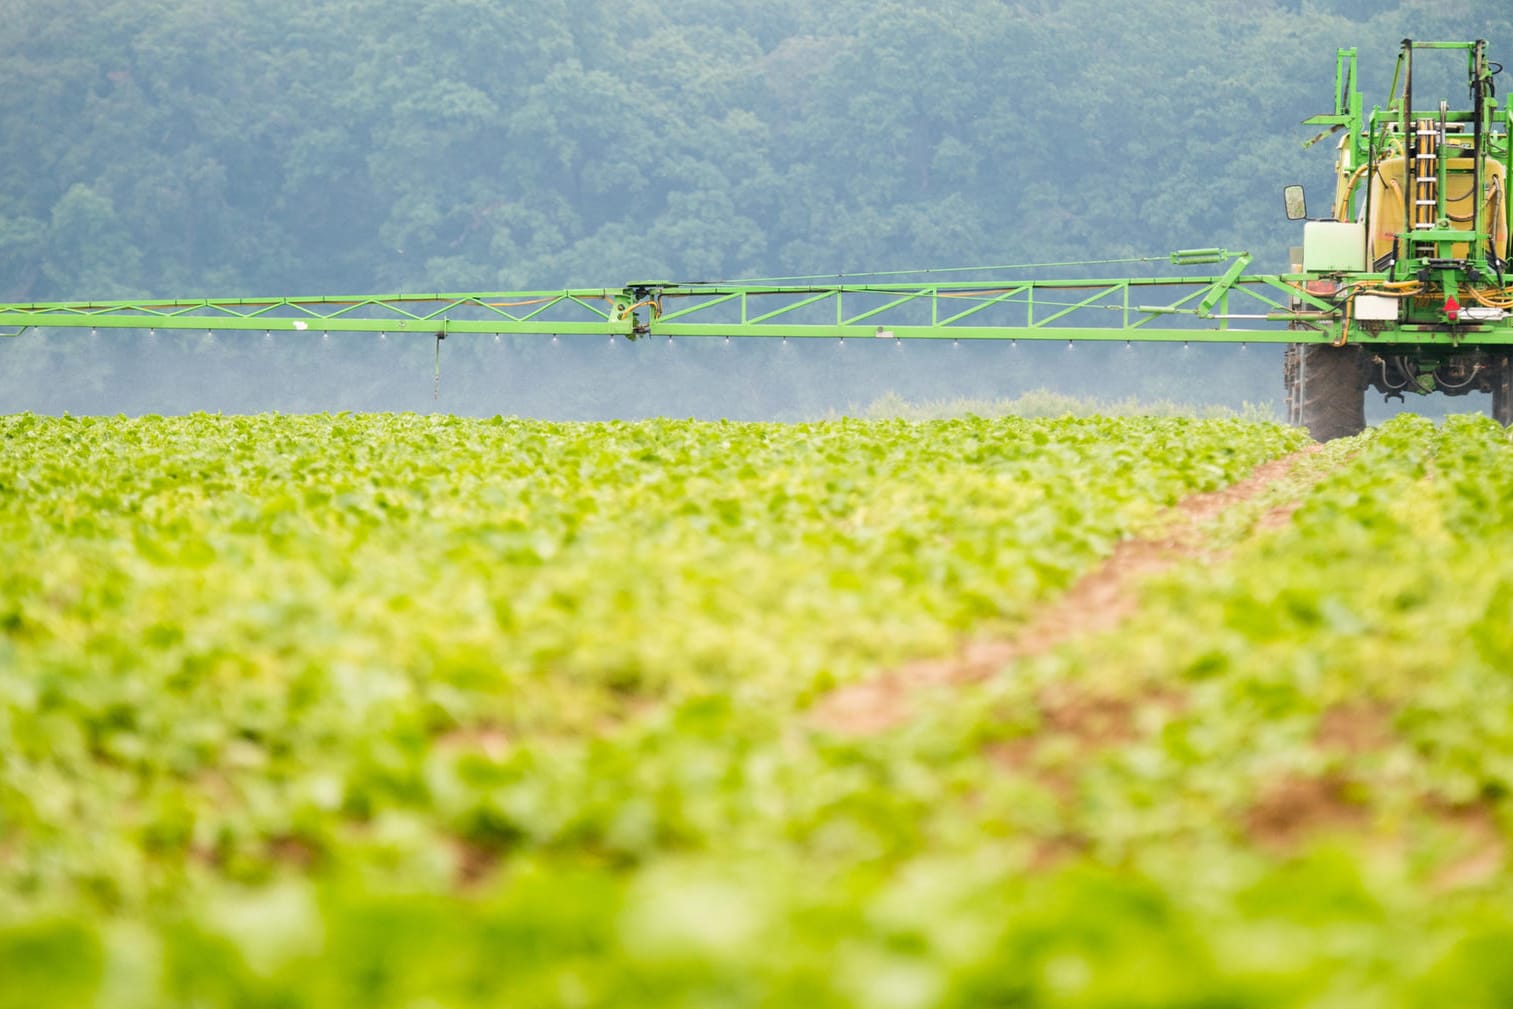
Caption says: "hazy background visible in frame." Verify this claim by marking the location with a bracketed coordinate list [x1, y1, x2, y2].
[2, 0, 1510, 419]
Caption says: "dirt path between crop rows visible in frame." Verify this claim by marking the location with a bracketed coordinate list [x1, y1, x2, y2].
[810, 443, 1328, 735]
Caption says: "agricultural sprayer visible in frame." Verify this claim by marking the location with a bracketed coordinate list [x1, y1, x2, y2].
[2, 39, 1510, 440]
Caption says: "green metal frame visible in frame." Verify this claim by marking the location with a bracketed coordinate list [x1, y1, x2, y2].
[1301, 40, 1513, 326]
[2, 256, 1509, 346]
[1306, 41, 1512, 235]
[0, 254, 1325, 343]
[0, 290, 627, 338]
[4, 42, 1512, 352]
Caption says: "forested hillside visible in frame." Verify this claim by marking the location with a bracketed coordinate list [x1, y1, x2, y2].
[2, 0, 1511, 415]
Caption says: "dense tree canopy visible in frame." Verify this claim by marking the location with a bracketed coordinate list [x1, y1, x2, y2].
[2, 0, 1511, 415]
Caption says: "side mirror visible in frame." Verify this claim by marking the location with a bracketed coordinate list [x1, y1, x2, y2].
[1283, 185, 1308, 221]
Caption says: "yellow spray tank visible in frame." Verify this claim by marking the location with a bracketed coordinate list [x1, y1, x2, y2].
[1336, 129, 1509, 264]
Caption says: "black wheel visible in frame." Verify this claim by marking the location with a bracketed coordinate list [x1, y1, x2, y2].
[1493, 354, 1513, 426]
[1291, 344, 1367, 441]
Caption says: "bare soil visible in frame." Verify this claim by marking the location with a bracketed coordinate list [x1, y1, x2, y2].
[1245, 773, 1371, 849]
[810, 445, 1326, 735]
[809, 444, 1509, 877]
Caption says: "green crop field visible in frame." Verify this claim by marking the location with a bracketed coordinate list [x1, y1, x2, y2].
[3, 411, 1512, 1007]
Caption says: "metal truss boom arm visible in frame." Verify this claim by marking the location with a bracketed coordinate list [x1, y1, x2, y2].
[0, 251, 1340, 343]
[7, 249, 1505, 346]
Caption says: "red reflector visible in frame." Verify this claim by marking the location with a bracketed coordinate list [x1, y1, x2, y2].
[1445, 296, 1461, 322]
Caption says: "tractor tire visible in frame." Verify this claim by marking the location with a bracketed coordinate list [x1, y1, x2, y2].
[1492, 354, 1513, 426]
[1292, 344, 1367, 441]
